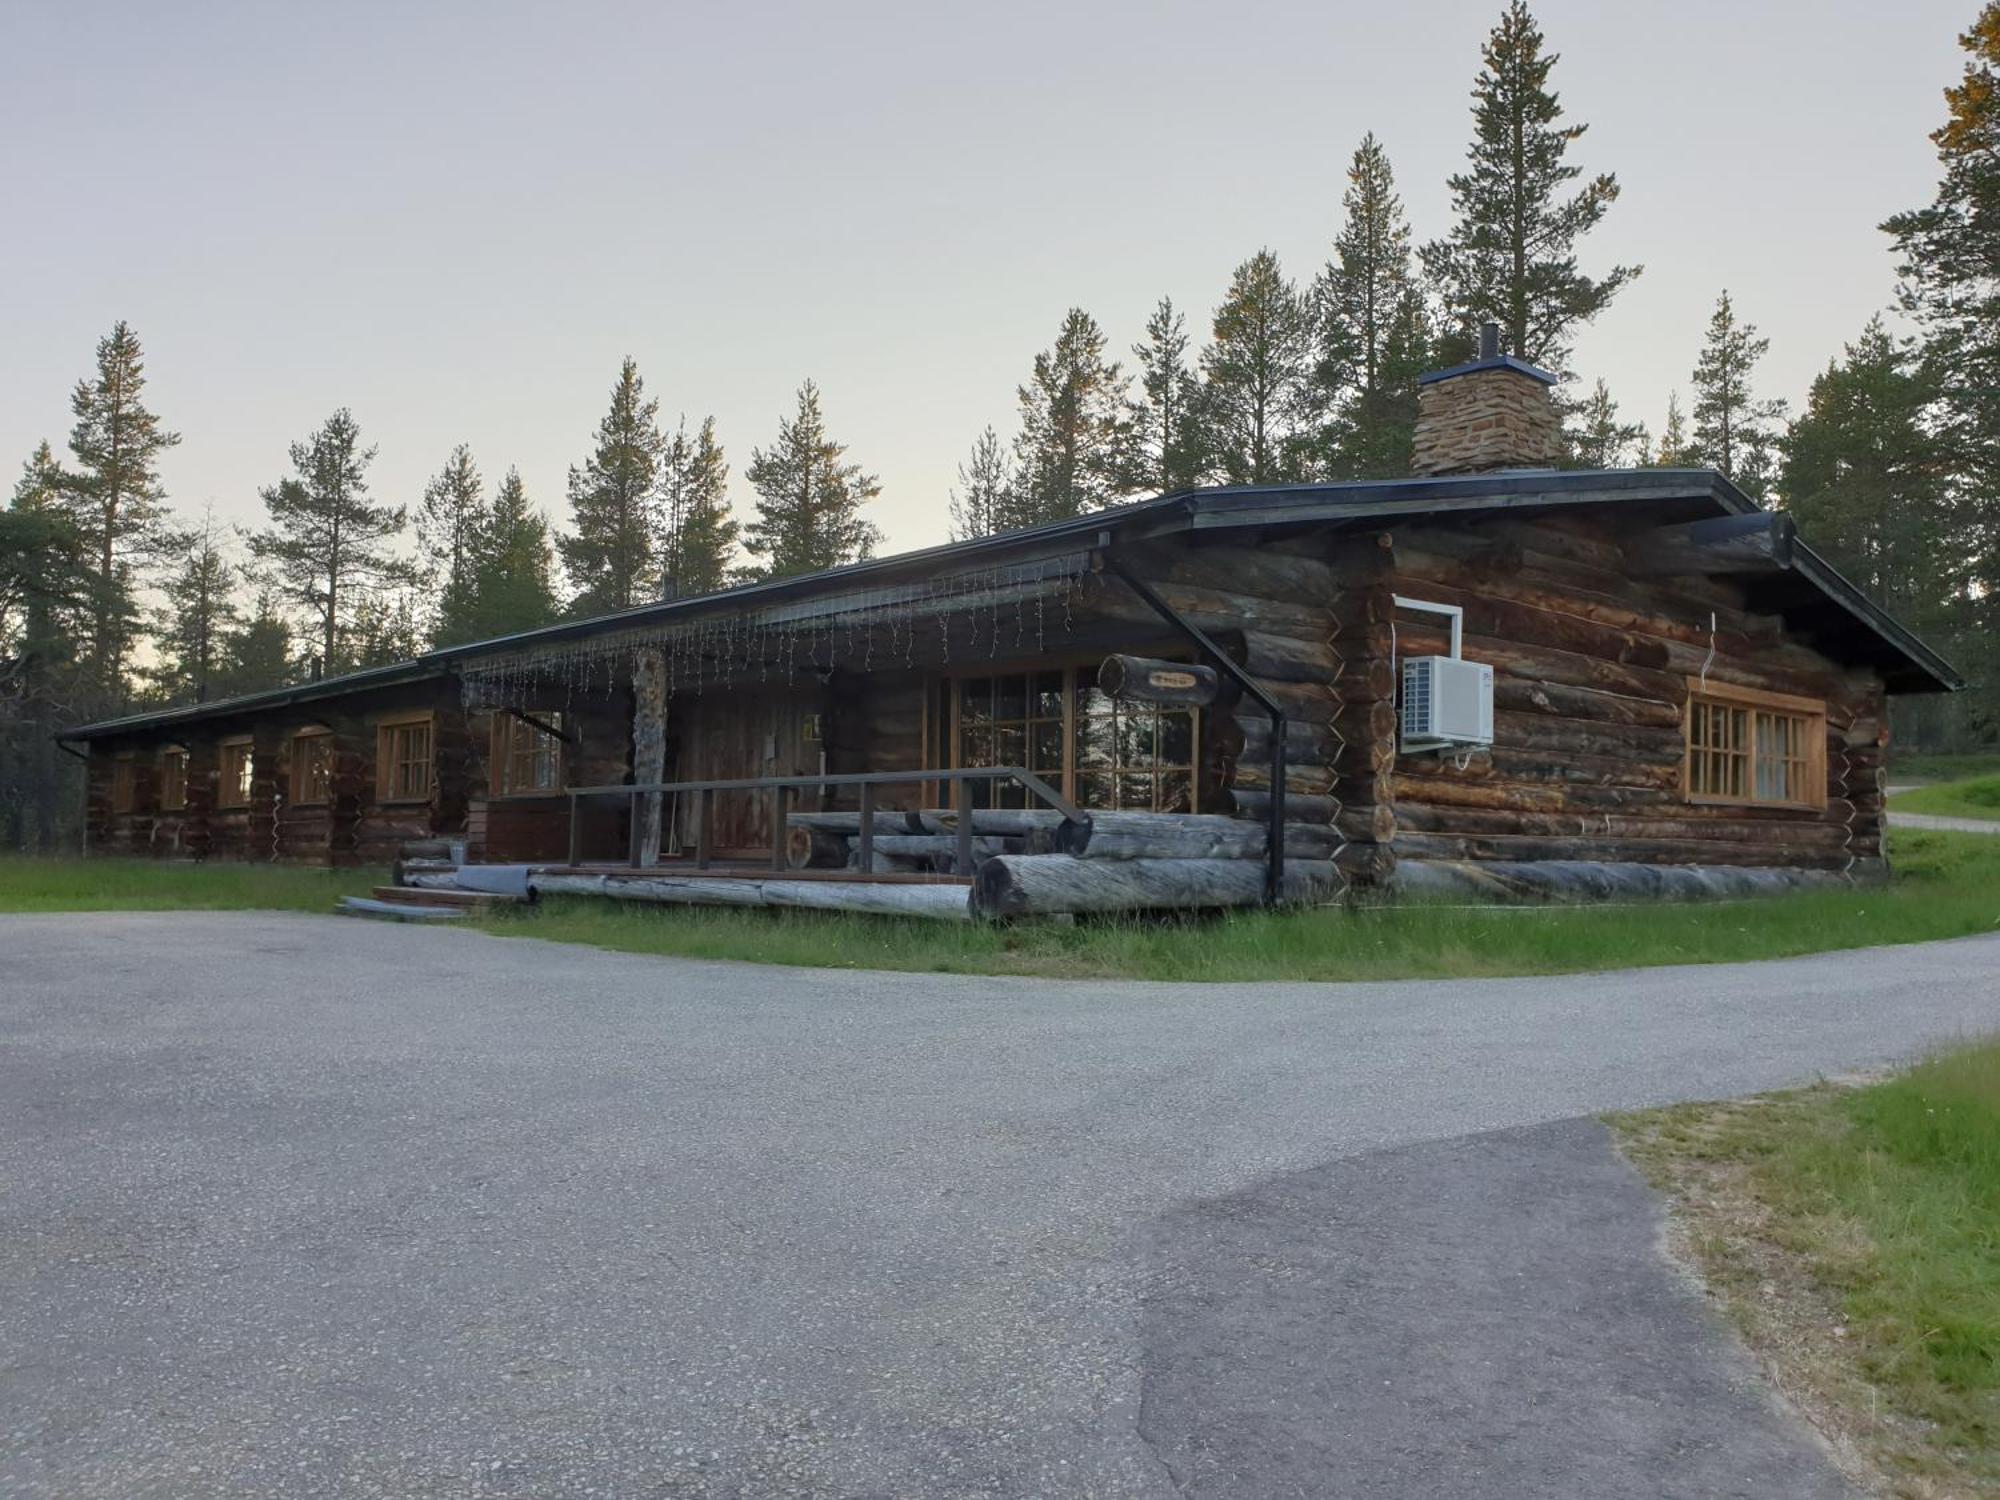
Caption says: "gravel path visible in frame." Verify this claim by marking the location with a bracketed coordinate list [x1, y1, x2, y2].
[5, 912, 1998, 1498]
[1889, 809, 2000, 834]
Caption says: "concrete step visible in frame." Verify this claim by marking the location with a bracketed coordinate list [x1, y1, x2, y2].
[337, 896, 467, 922]
[370, 885, 523, 909]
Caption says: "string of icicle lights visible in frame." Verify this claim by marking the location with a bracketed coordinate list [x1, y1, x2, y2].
[458, 553, 1095, 709]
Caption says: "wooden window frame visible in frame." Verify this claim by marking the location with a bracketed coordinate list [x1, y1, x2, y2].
[490, 712, 566, 798]
[1682, 677, 1827, 811]
[217, 737, 254, 810]
[376, 712, 435, 805]
[158, 746, 188, 811]
[931, 656, 1202, 814]
[110, 756, 138, 814]
[291, 728, 334, 806]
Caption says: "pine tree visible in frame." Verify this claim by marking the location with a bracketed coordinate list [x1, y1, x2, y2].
[460, 467, 559, 642]
[1012, 309, 1131, 522]
[246, 408, 408, 674]
[1420, 2, 1638, 370]
[349, 587, 423, 668]
[1690, 291, 1788, 494]
[1654, 392, 1696, 466]
[1314, 136, 1434, 478]
[656, 416, 738, 599]
[1127, 298, 1201, 493]
[1198, 250, 1313, 484]
[60, 321, 181, 694]
[741, 382, 882, 579]
[215, 586, 296, 699]
[561, 358, 665, 615]
[416, 444, 486, 646]
[1882, 1, 1999, 733]
[147, 504, 238, 703]
[1780, 319, 1955, 630]
[948, 427, 1023, 540]
[1566, 379, 1647, 468]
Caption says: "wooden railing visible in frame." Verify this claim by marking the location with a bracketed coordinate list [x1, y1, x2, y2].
[563, 767, 1089, 875]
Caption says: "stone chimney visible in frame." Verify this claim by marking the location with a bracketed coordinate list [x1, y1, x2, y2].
[1410, 321, 1562, 475]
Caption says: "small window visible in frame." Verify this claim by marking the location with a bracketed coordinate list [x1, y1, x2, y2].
[377, 715, 434, 803]
[292, 730, 334, 805]
[1072, 676, 1196, 814]
[493, 713, 564, 795]
[1684, 680, 1825, 809]
[110, 757, 137, 814]
[218, 739, 254, 809]
[159, 747, 188, 811]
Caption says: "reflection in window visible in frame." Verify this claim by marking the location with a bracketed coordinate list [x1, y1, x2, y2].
[1073, 680, 1195, 813]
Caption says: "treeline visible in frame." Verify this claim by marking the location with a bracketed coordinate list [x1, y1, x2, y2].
[3, 1, 1994, 853]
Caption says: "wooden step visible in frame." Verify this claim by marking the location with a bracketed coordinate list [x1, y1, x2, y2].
[337, 896, 467, 922]
[371, 885, 523, 908]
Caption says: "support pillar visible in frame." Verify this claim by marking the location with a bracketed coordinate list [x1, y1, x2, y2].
[631, 647, 668, 867]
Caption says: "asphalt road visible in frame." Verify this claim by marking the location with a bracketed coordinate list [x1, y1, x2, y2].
[5, 913, 1999, 1498]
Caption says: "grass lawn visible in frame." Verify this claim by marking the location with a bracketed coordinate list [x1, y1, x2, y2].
[5, 828, 1996, 981]
[0, 856, 384, 913]
[1613, 1038, 2000, 1496]
[1891, 774, 2000, 823]
[1890, 752, 2000, 787]
[461, 827, 2000, 982]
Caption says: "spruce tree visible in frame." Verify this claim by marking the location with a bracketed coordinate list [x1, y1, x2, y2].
[1566, 379, 1647, 468]
[1314, 136, 1434, 478]
[1127, 298, 1201, 493]
[656, 416, 738, 599]
[1012, 309, 1131, 522]
[1654, 392, 1696, 466]
[416, 444, 486, 646]
[216, 586, 295, 698]
[60, 321, 181, 694]
[742, 382, 882, 579]
[1199, 250, 1313, 484]
[148, 504, 238, 703]
[246, 408, 408, 674]
[1690, 291, 1787, 494]
[948, 427, 1022, 540]
[1420, 2, 1637, 370]
[561, 358, 664, 614]
[457, 467, 559, 642]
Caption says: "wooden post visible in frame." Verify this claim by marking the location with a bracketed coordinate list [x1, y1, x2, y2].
[695, 787, 714, 869]
[954, 776, 973, 875]
[770, 785, 792, 871]
[567, 791, 582, 868]
[631, 647, 668, 867]
[857, 782, 875, 869]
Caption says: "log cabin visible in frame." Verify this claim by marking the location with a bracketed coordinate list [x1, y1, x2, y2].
[62, 328, 1962, 918]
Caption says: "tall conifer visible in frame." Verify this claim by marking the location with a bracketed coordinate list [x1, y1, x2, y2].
[742, 382, 882, 580]
[1689, 291, 1787, 494]
[1127, 298, 1201, 493]
[656, 416, 738, 599]
[1012, 309, 1131, 522]
[1199, 250, 1313, 484]
[948, 427, 1023, 540]
[417, 444, 486, 645]
[460, 467, 559, 641]
[561, 358, 664, 614]
[148, 504, 238, 703]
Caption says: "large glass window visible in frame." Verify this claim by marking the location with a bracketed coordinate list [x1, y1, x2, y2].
[946, 665, 1198, 812]
[218, 739, 254, 808]
[495, 713, 565, 795]
[377, 716, 434, 803]
[292, 730, 334, 805]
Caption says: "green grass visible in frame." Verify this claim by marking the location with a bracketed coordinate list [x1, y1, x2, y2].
[1615, 1038, 2000, 1492]
[6, 829, 1996, 981]
[0, 856, 384, 913]
[1889, 752, 2000, 786]
[463, 827, 2000, 982]
[1891, 774, 2000, 822]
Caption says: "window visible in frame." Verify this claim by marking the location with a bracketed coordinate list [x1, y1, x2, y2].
[291, 730, 334, 805]
[493, 713, 564, 795]
[159, 747, 187, 811]
[377, 715, 434, 803]
[218, 739, 254, 808]
[944, 664, 1199, 813]
[1684, 679, 1825, 809]
[110, 758, 137, 814]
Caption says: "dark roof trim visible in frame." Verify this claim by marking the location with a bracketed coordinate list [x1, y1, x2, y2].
[61, 468, 1959, 740]
[1416, 352, 1560, 386]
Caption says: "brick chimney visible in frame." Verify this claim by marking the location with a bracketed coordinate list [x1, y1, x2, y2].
[1410, 321, 1562, 476]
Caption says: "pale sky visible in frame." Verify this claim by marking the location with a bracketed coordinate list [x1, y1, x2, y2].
[0, 0, 1971, 571]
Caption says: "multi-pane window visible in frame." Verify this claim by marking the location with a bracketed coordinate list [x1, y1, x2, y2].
[159, 747, 188, 811]
[292, 730, 334, 805]
[1685, 681, 1824, 809]
[218, 739, 254, 808]
[1073, 679, 1196, 813]
[495, 713, 565, 795]
[946, 665, 1199, 813]
[377, 716, 433, 803]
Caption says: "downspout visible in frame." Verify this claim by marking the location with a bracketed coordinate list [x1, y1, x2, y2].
[1094, 537, 1287, 903]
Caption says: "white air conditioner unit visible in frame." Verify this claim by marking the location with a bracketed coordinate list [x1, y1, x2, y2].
[1401, 655, 1494, 752]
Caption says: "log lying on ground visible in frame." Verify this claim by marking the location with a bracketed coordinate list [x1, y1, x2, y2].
[526, 870, 974, 920]
[788, 810, 924, 834]
[1390, 858, 1871, 904]
[973, 855, 1339, 917]
[915, 808, 1075, 839]
[1056, 812, 1267, 859]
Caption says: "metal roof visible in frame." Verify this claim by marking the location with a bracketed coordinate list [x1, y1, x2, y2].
[61, 468, 1961, 741]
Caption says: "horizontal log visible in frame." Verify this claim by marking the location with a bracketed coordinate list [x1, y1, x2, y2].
[1390, 830, 1854, 870]
[972, 854, 1339, 918]
[788, 810, 924, 834]
[1057, 811, 1266, 860]
[1232, 630, 1337, 682]
[525, 870, 974, 920]
[1238, 715, 1339, 763]
[1391, 858, 1860, 904]
[1491, 677, 1681, 729]
[1229, 760, 1336, 796]
[1392, 802, 1854, 847]
[1100, 654, 1222, 707]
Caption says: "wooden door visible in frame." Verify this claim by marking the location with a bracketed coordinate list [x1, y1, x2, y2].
[672, 688, 825, 856]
